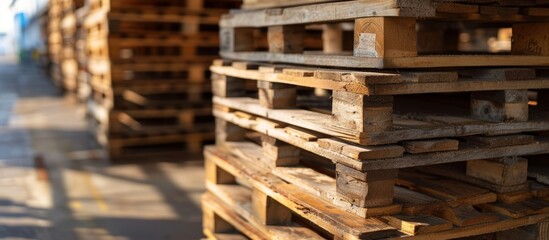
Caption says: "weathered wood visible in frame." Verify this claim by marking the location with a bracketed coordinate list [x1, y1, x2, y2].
[252, 188, 292, 225]
[419, 164, 529, 193]
[203, 200, 236, 234]
[496, 219, 549, 240]
[213, 96, 549, 146]
[317, 138, 404, 160]
[204, 146, 399, 239]
[261, 135, 300, 167]
[401, 139, 459, 154]
[273, 165, 402, 218]
[220, 51, 549, 69]
[212, 74, 246, 98]
[213, 106, 549, 172]
[471, 90, 529, 122]
[206, 152, 236, 185]
[433, 205, 500, 227]
[268, 25, 305, 53]
[512, 22, 549, 56]
[353, 17, 417, 58]
[464, 134, 535, 148]
[398, 170, 497, 207]
[478, 198, 549, 218]
[323, 23, 343, 53]
[332, 91, 393, 133]
[257, 81, 297, 109]
[210, 63, 549, 96]
[336, 163, 397, 208]
[459, 68, 536, 81]
[382, 215, 452, 235]
[216, 119, 246, 145]
[220, 28, 254, 52]
[466, 157, 528, 187]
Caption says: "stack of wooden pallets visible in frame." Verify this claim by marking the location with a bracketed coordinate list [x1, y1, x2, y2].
[82, 0, 240, 161]
[60, 0, 86, 100]
[203, 0, 549, 239]
[46, 0, 64, 87]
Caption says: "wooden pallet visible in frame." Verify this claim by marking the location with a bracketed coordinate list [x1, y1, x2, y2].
[240, 0, 340, 9]
[87, 96, 213, 133]
[87, 113, 214, 159]
[88, 60, 211, 84]
[219, 0, 549, 69]
[89, 79, 212, 110]
[87, 0, 241, 13]
[84, 9, 222, 39]
[214, 114, 549, 208]
[85, 35, 220, 63]
[77, 70, 91, 102]
[61, 0, 85, 14]
[203, 145, 549, 239]
[211, 60, 549, 145]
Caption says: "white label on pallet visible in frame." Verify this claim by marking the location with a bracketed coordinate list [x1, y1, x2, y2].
[354, 33, 377, 57]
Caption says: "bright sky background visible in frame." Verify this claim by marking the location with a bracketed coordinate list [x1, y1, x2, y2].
[0, 0, 13, 33]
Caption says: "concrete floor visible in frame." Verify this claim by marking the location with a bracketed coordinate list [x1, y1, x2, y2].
[0, 57, 206, 240]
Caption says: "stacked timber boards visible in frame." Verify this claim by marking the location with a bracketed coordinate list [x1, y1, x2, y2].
[60, 0, 86, 99]
[83, 0, 240, 161]
[203, 0, 549, 239]
[46, 0, 64, 87]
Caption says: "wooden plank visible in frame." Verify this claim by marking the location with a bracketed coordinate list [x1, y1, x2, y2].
[210, 64, 549, 96]
[419, 164, 529, 193]
[401, 139, 459, 154]
[397, 171, 497, 207]
[317, 138, 404, 160]
[382, 215, 452, 235]
[478, 198, 549, 218]
[495, 219, 549, 240]
[498, 191, 533, 204]
[464, 134, 535, 148]
[459, 68, 536, 81]
[220, 51, 549, 69]
[387, 213, 549, 240]
[394, 186, 445, 215]
[435, 3, 479, 14]
[434, 205, 500, 227]
[241, 0, 340, 10]
[220, 1, 433, 28]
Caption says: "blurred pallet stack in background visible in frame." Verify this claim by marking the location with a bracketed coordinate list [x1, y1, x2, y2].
[46, 0, 63, 87]
[83, 0, 240, 161]
[60, 0, 86, 101]
[202, 0, 549, 239]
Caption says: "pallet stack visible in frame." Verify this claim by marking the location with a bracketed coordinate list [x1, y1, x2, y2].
[46, 0, 64, 87]
[60, 0, 86, 99]
[82, 0, 240, 161]
[203, 0, 549, 239]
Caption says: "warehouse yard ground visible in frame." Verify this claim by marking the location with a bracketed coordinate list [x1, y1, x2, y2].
[0, 56, 205, 239]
